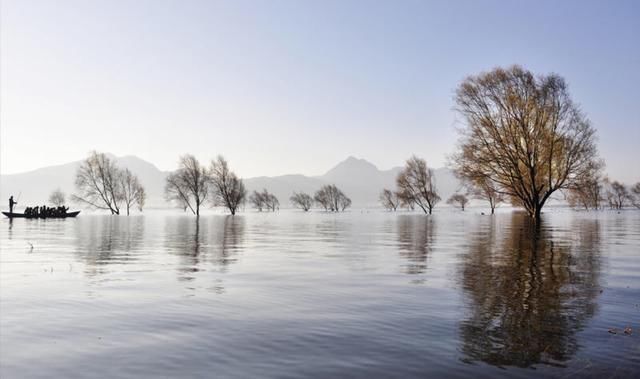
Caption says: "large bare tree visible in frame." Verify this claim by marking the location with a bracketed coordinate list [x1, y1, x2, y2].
[209, 156, 246, 215]
[290, 192, 313, 211]
[120, 168, 146, 215]
[379, 189, 399, 211]
[165, 155, 209, 216]
[396, 156, 440, 214]
[73, 151, 122, 214]
[452, 66, 601, 219]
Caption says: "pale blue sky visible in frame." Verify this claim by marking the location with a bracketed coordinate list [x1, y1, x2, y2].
[1, 0, 639, 182]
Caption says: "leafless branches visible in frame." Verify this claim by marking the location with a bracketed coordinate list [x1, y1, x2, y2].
[290, 192, 313, 211]
[314, 184, 351, 212]
[396, 156, 440, 214]
[73, 151, 123, 214]
[452, 66, 601, 219]
[48, 188, 66, 207]
[249, 189, 279, 212]
[209, 155, 247, 215]
[379, 189, 399, 211]
[165, 155, 209, 216]
[120, 168, 146, 215]
[447, 193, 469, 211]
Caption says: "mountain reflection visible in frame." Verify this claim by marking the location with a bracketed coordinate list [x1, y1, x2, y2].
[397, 215, 435, 274]
[459, 213, 601, 368]
[164, 216, 245, 281]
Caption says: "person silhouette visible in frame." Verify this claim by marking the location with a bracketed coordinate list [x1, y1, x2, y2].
[9, 196, 17, 214]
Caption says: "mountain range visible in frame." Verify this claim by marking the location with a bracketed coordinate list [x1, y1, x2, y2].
[0, 155, 460, 209]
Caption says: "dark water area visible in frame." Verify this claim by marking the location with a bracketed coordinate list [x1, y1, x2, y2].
[1, 209, 639, 378]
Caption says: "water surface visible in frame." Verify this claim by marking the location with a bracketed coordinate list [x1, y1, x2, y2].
[1, 210, 639, 378]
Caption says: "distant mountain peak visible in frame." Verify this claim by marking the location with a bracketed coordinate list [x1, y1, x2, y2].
[323, 156, 379, 178]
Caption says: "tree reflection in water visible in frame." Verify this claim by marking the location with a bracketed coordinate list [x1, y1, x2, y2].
[459, 213, 601, 368]
[164, 215, 245, 282]
[74, 216, 145, 276]
[396, 215, 435, 275]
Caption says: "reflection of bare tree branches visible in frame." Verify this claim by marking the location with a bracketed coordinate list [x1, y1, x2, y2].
[74, 216, 145, 276]
[459, 213, 601, 368]
[396, 215, 435, 274]
[165, 216, 245, 282]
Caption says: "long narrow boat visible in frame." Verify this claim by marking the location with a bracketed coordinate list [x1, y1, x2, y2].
[2, 211, 81, 219]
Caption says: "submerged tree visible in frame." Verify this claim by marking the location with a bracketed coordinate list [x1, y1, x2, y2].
[397, 189, 415, 211]
[249, 189, 279, 212]
[290, 192, 313, 211]
[465, 178, 504, 214]
[136, 187, 146, 212]
[566, 159, 604, 210]
[73, 151, 123, 214]
[120, 168, 146, 215]
[48, 188, 66, 207]
[165, 155, 209, 216]
[209, 156, 246, 215]
[379, 189, 399, 211]
[263, 191, 279, 211]
[447, 193, 469, 211]
[452, 65, 601, 220]
[314, 184, 351, 212]
[249, 190, 266, 211]
[396, 156, 440, 214]
[605, 180, 629, 210]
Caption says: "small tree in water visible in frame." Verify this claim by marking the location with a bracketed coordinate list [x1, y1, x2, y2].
[290, 192, 313, 211]
[165, 155, 209, 216]
[452, 66, 602, 220]
[396, 156, 440, 214]
[209, 155, 246, 215]
[314, 185, 351, 212]
[379, 189, 399, 211]
[249, 189, 279, 212]
[120, 168, 146, 215]
[49, 188, 66, 207]
[447, 193, 469, 211]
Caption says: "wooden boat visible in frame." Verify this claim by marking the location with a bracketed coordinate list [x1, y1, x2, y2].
[2, 211, 81, 219]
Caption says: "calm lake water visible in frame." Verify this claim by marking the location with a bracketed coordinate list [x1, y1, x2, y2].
[1, 209, 639, 378]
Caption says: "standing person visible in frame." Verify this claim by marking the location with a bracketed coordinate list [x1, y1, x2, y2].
[9, 196, 17, 214]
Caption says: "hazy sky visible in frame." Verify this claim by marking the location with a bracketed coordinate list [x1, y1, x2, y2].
[1, 0, 639, 181]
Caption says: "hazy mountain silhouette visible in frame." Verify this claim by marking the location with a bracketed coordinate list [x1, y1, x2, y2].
[0, 156, 169, 208]
[1, 155, 460, 209]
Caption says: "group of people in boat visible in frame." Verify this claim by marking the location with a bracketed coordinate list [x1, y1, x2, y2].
[24, 205, 70, 217]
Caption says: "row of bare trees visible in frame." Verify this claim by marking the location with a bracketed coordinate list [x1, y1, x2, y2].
[249, 189, 280, 212]
[165, 155, 247, 216]
[289, 185, 352, 212]
[73, 151, 146, 215]
[568, 178, 640, 210]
